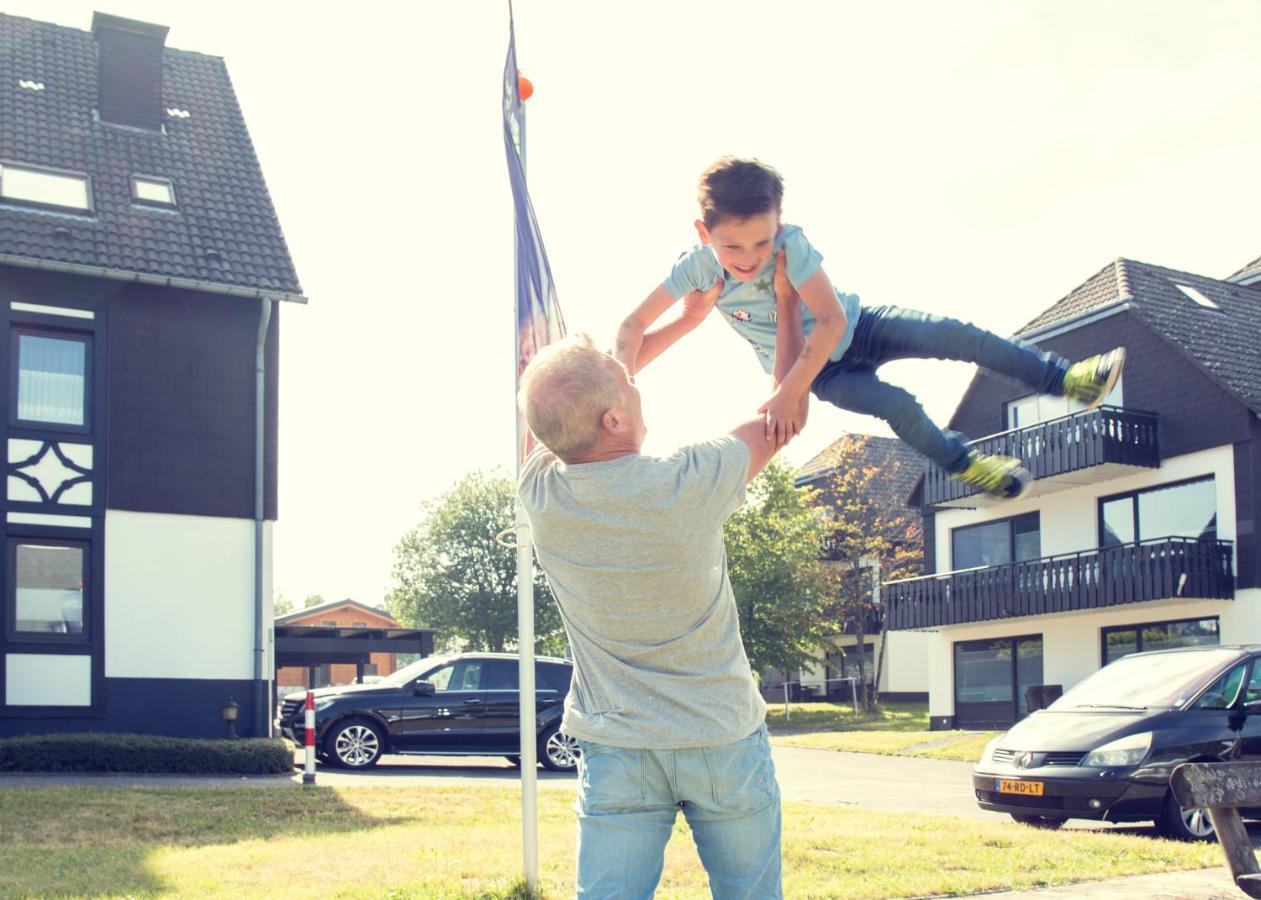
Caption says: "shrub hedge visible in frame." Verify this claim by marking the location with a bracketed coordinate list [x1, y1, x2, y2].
[0, 733, 295, 775]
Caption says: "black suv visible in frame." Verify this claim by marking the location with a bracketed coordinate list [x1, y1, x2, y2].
[280, 652, 578, 771]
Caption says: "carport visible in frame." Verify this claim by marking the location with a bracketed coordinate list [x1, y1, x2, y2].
[274, 624, 438, 686]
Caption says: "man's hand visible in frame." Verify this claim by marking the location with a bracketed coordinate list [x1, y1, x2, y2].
[681, 277, 723, 322]
[759, 386, 808, 449]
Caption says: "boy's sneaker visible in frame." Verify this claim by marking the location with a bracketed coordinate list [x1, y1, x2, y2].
[951, 451, 1031, 500]
[1062, 347, 1126, 411]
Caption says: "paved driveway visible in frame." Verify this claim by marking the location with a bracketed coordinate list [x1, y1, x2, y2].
[0, 744, 1176, 837]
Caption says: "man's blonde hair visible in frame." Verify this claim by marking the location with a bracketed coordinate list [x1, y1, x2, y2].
[519, 333, 623, 458]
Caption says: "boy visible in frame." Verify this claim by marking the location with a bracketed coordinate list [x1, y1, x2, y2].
[614, 157, 1124, 499]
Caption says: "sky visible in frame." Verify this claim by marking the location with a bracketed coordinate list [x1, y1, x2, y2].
[11, 1, 1261, 609]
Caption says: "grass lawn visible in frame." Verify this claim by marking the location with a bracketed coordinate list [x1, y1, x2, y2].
[765, 701, 1000, 762]
[0, 786, 1220, 898]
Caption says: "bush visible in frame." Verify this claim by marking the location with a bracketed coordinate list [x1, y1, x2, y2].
[0, 733, 295, 775]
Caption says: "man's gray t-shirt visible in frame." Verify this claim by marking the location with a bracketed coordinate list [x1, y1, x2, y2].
[519, 436, 766, 749]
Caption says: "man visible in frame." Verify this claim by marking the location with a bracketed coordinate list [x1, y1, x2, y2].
[517, 329, 784, 899]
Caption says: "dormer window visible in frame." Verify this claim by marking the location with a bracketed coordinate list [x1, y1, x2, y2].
[0, 163, 91, 212]
[131, 175, 175, 208]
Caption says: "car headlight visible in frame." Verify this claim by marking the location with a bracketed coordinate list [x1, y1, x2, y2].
[980, 735, 1003, 764]
[1081, 731, 1152, 768]
[313, 698, 336, 713]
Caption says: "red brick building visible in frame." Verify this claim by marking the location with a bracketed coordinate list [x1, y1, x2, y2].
[275, 599, 402, 689]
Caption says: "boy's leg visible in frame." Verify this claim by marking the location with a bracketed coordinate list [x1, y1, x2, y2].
[677, 725, 783, 900]
[812, 364, 972, 473]
[851, 305, 1068, 395]
[575, 740, 679, 899]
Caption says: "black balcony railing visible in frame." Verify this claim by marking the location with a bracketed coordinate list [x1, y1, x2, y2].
[923, 406, 1160, 507]
[883, 537, 1234, 630]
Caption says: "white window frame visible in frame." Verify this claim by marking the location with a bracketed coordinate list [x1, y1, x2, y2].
[0, 162, 92, 212]
[130, 175, 177, 208]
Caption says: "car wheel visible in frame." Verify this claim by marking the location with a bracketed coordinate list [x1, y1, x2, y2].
[1156, 789, 1215, 842]
[1010, 814, 1067, 829]
[505, 755, 521, 767]
[328, 720, 384, 769]
[538, 724, 580, 772]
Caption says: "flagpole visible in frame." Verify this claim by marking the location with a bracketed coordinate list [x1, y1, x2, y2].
[511, 45, 540, 897]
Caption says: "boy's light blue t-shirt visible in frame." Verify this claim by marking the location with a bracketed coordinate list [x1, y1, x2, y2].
[663, 223, 861, 375]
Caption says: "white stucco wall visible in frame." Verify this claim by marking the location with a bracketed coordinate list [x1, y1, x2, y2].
[104, 511, 273, 681]
[922, 444, 1244, 721]
[933, 445, 1236, 571]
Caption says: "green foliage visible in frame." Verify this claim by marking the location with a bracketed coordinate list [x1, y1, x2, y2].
[0, 733, 294, 774]
[817, 435, 923, 710]
[724, 459, 832, 676]
[387, 470, 565, 655]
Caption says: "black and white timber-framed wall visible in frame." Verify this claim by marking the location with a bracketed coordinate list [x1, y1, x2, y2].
[0, 12, 304, 738]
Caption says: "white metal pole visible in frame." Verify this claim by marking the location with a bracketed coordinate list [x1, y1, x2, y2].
[513, 96, 539, 893]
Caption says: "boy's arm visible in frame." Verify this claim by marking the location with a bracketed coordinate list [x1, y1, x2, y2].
[757, 250, 811, 447]
[615, 280, 721, 375]
[761, 265, 846, 434]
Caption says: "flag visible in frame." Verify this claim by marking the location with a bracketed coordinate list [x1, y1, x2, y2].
[504, 6, 565, 462]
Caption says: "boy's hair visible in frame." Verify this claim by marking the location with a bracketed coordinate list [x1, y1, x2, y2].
[698, 157, 784, 228]
[518, 333, 623, 459]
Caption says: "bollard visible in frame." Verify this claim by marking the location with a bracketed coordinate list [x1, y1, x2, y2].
[302, 689, 316, 785]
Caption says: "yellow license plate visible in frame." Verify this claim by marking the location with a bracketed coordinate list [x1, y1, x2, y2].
[996, 779, 1044, 796]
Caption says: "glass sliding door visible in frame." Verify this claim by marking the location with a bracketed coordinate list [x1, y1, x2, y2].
[954, 635, 1043, 728]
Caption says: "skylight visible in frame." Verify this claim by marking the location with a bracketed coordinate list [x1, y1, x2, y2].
[0, 163, 90, 211]
[132, 175, 176, 207]
[1174, 283, 1220, 310]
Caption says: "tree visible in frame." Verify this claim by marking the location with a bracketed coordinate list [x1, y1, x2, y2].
[817, 436, 922, 712]
[724, 458, 833, 678]
[387, 469, 566, 655]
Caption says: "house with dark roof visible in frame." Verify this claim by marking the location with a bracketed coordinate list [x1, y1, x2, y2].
[0, 12, 303, 739]
[883, 252, 1260, 730]
[783, 434, 929, 702]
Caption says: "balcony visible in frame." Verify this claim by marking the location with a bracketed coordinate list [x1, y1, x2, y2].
[883, 537, 1235, 630]
[923, 407, 1160, 508]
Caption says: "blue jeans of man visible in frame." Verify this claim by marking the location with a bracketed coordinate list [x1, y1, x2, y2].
[811, 305, 1070, 473]
[575, 724, 782, 899]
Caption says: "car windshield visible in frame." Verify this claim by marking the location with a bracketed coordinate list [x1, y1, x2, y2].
[1051, 648, 1244, 710]
[381, 655, 449, 687]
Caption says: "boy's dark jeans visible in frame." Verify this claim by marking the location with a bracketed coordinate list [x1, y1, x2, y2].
[811, 305, 1069, 473]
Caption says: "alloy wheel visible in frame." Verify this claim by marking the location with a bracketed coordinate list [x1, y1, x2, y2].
[1182, 806, 1214, 839]
[545, 730, 580, 770]
[334, 724, 380, 767]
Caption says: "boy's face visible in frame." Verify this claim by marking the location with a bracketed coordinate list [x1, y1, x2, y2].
[695, 210, 780, 282]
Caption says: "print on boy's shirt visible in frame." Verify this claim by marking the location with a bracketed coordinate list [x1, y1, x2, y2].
[732, 309, 752, 322]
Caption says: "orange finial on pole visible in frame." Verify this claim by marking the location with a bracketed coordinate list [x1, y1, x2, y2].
[518, 73, 534, 102]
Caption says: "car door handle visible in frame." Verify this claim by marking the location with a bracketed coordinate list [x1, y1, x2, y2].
[463, 698, 482, 705]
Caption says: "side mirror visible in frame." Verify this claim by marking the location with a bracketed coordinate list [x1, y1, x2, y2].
[414, 680, 436, 696]
[1243, 699, 1261, 715]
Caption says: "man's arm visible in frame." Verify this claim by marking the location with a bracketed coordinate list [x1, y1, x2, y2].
[614, 281, 721, 375]
[730, 417, 780, 483]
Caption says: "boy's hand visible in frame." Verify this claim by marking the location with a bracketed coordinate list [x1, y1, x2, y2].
[681, 277, 723, 322]
[758, 386, 809, 449]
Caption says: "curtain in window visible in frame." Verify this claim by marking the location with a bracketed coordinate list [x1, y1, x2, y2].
[18, 335, 86, 425]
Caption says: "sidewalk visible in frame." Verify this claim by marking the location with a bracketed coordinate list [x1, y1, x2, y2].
[978, 866, 1236, 899]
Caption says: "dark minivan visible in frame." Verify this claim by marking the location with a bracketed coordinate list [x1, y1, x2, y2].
[974, 645, 1261, 840]
[280, 652, 578, 771]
